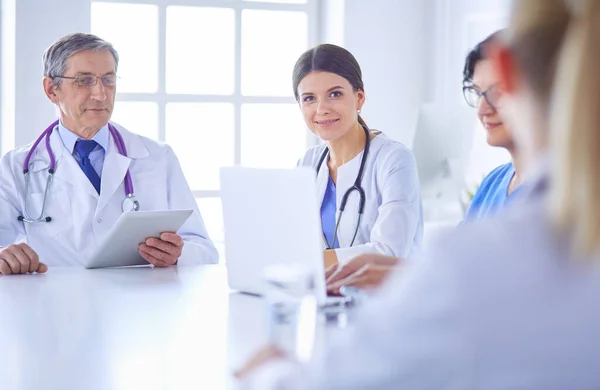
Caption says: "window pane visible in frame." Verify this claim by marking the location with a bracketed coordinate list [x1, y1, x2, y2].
[241, 10, 308, 96]
[241, 104, 307, 168]
[111, 102, 159, 140]
[91, 3, 158, 93]
[166, 7, 235, 95]
[244, 0, 307, 3]
[196, 198, 225, 262]
[166, 103, 234, 191]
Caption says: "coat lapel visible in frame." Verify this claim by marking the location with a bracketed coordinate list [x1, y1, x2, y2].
[96, 123, 149, 214]
[335, 151, 364, 248]
[96, 137, 130, 213]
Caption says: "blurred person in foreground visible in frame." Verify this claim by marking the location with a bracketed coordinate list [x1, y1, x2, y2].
[236, 0, 600, 388]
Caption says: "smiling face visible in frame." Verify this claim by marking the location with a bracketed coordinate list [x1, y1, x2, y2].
[43, 49, 116, 138]
[472, 59, 514, 149]
[296, 71, 365, 142]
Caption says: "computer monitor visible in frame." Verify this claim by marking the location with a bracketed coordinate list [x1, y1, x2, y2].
[411, 103, 477, 220]
[220, 166, 329, 304]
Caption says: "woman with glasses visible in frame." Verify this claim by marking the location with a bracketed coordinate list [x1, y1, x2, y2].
[462, 29, 523, 220]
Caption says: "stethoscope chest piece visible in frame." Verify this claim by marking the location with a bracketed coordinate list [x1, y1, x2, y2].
[121, 195, 140, 212]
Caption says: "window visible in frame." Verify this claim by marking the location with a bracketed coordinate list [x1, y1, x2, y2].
[1, 0, 16, 157]
[92, 0, 317, 260]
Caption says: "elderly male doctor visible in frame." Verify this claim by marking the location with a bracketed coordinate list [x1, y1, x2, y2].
[0, 33, 218, 274]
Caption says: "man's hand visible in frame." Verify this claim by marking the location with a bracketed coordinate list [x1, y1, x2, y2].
[0, 243, 47, 275]
[138, 232, 183, 268]
[325, 253, 401, 295]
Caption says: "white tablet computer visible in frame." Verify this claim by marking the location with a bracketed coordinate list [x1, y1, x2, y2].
[84, 210, 193, 269]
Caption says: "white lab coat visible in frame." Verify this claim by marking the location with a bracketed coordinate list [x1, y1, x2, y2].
[0, 122, 218, 266]
[245, 171, 600, 389]
[299, 132, 423, 264]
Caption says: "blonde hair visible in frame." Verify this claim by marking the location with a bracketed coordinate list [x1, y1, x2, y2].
[507, 0, 600, 255]
[550, 0, 600, 255]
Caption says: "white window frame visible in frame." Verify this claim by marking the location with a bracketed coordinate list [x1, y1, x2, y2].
[91, 0, 319, 201]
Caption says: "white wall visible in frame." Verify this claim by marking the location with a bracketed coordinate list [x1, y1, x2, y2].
[336, 0, 431, 146]
[324, 0, 512, 221]
[437, 0, 512, 185]
[332, 0, 511, 143]
[1, 0, 90, 153]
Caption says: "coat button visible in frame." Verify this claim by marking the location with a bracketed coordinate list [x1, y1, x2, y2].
[97, 218, 103, 224]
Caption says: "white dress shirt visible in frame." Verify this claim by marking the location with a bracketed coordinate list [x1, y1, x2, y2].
[57, 121, 109, 178]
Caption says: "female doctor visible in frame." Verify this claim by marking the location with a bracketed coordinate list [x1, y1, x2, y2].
[293, 44, 423, 267]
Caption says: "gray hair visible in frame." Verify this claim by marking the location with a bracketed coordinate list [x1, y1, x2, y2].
[42, 32, 119, 86]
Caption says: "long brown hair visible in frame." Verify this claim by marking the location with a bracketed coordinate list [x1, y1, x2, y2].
[292, 44, 369, 129]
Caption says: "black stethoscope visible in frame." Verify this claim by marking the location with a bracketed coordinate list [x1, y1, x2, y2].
[316, 123, 370, 249]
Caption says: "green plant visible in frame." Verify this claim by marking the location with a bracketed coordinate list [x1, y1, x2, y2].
[464, 174, 486, 202]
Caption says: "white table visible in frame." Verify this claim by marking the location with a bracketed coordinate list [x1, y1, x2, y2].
[0, 265, 343, 390]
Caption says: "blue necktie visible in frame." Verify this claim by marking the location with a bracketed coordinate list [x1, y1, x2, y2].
[74, 139, 101, 194]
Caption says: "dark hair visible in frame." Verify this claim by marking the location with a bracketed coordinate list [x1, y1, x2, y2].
[292, 44, 368, 128]
[462, 29, 506, 86]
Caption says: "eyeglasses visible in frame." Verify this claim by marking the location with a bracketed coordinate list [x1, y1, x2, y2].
[463, 84, 501, 110]
[51, 74, 118, 88]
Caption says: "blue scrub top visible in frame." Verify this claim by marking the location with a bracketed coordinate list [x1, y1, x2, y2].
[465, 162, 519, 221]
[321, 176, 339, 248]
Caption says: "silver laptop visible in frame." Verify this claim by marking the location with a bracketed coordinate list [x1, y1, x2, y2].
[220, 166, 341, 306]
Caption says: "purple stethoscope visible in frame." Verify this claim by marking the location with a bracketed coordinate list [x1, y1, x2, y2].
[18, 119, 139, 224]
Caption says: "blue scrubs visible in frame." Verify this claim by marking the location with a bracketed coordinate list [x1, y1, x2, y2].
[321, 177, 339, 248]
[465, 162, 519, 221]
